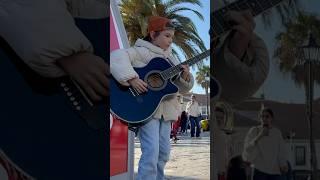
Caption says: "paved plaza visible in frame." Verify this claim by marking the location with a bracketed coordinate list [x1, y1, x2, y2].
[134, 131, 210, 180]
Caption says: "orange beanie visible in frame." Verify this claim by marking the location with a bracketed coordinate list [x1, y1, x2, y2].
[147, 16, 171, 33]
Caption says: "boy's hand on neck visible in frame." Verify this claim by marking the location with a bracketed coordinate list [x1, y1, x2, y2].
[180, 64, 190, 82]
[225, 10, 255, 60]
[57, 52, 109, 102]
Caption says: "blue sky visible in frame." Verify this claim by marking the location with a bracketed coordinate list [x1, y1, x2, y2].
[253, 0, 320, 103]
[173, 0, 210, 94]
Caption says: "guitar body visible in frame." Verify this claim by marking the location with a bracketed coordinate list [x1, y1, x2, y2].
[111, 57, 179, 124]
[0, 19, 107, 179]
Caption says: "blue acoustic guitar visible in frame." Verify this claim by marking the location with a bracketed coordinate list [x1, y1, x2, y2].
[0, 18, 107, 179]
[111, 49, 219, 125]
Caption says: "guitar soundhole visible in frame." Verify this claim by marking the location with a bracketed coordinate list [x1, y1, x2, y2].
[146, 73, 164, 89]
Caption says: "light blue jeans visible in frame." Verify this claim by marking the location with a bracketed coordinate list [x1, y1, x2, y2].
[136, 117, 171, 180]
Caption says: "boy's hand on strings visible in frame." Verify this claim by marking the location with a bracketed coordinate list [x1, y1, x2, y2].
[180, 64, 191, 82]
[128, 77, 148, 94]
[225, 9, 255, 59]
[57, 52, 109, 102]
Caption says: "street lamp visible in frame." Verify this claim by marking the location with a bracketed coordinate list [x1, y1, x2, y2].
[205, 72, 210, 120]
[297, 31, 320, 180]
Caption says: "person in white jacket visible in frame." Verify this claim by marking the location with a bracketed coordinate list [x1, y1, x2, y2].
[186, 94, 201, 138]
[242, 107, 288, 180]
[110, 16, 194, 180]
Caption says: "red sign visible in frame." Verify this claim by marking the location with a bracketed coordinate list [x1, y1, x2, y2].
[110, 115, 128, 176]
[110, 7, 129, 176]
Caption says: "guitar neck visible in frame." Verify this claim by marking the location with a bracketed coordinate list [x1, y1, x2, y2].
[212, 0, 283, 37]
[160, 49, 210, 80]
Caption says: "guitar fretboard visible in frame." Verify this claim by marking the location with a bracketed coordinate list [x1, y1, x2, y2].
[160, 49, 210, 80]
[211, 0, 283, 37]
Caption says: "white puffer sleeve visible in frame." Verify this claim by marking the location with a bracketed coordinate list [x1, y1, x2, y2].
[0, 0, 94, 77]
[110, 48, 139, 86]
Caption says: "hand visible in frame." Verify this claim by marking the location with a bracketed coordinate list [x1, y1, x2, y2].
[180, 64, 190, 82]
[128, 77, 148, 94]
[225, 10, 255, 59]
[57, 52, 109, 102]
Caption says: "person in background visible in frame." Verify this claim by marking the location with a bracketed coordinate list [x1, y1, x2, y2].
[186, 94, 201, 138]
[213, 102, 233, 179]
[171, 115, 181, 143]
[180, 111, 188, 134]
[242, 107, 288, 180]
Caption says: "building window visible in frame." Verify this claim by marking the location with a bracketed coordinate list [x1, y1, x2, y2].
[295, 146, 306, 166]
[200, 107, 207, 115]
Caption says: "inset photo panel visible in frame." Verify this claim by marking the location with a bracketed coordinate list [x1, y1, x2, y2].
[0, 1, 108, 180]
[211, 0, 320, 180]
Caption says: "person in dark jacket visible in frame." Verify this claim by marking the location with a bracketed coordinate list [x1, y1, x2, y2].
[180, 111, 188, 134]
[227, 155, 247, 180]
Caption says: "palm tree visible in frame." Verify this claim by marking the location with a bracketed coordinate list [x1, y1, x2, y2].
[196, 65, 210, 118]
[118, 0, 207, 64]
[274, 12, 320, 87]
[274, 12, 320, 180]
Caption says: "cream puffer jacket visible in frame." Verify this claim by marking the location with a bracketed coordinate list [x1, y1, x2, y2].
[0, 0, 107, 77]
[212, 0, 270, 105]
[111, 39, 194, 121]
